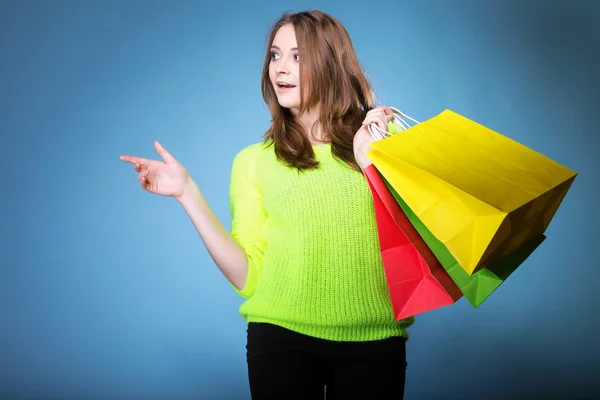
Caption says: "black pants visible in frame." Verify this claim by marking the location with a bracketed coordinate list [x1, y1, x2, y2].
[246, 322, 407, 400]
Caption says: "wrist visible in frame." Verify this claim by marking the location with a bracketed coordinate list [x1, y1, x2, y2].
[175, 176, 198, 204]
[358, 160, 373, 170]
[355, 151, 373, 170]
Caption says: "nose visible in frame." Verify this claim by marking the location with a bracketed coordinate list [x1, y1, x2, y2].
[275, 56, 292, 75]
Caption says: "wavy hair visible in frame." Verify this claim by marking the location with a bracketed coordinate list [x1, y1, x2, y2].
[261, 10, 376, 172]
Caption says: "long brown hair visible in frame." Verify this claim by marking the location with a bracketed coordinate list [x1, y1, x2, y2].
[261, 10, 376, 172]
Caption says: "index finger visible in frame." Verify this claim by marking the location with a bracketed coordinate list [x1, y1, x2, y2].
[120, 154, 152, 165]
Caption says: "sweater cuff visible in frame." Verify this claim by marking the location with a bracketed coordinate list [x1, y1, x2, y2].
[231, 259, 259, 299]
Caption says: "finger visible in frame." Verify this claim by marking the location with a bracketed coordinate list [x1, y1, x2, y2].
[141, 176, 153, 191]
[134, 163, 150, 174]
[137, 170, 148, 180]
[362, 112, 380, 125]
[363, 118, 389, 138]
[364, 122, 387, 140]
[120, 154, 152, 165]
[363, 109, 386, 122]
[139, 175, 150, 189]
[369, 107, 386, 114]
[362, 115, 386, 127]
[376, 106, 394, 122]
[154, 141, 175, 163]
[365, 108, 385, 117]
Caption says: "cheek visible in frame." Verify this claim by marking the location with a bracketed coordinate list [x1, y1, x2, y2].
[293, 63, 301, 80]
[268, 64, 276, 81]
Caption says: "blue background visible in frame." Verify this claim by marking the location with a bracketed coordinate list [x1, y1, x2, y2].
[1, 0, 598, 399]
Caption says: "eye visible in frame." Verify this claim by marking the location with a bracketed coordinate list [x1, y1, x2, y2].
[270, 51, 280, 60]
[293, 53, 300, 62]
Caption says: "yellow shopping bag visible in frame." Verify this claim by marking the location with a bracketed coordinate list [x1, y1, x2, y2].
[367, 109, 577, 275]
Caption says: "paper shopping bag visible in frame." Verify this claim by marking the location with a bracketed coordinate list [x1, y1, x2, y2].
[364, 165, 463, 319]
[367, 109, 577, 275]
[381, 174, 546, 307]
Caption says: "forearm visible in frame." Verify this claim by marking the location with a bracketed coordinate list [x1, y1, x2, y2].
[176, 178, 249, 290]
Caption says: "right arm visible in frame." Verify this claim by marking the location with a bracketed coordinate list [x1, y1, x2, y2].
[176, 179, 249, 291]
[121, 141, 266, 297]
[176, 146, 267, 297]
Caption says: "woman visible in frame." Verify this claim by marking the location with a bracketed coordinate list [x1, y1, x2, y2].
[121, 10, 413, 400]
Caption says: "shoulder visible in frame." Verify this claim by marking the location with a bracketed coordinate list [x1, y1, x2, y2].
[235, 141, 272, 158]
[232, 141, 274, 168]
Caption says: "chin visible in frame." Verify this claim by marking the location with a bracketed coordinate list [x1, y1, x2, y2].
[277, 100, 301, 110]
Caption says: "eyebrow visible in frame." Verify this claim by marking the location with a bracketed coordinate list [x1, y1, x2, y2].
[271, 45, 298, 51]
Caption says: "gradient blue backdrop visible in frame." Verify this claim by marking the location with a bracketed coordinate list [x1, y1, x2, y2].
[1, 0, 598, 399]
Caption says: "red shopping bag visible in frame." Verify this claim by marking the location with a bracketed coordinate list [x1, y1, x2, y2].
[365, 165, 463, 319]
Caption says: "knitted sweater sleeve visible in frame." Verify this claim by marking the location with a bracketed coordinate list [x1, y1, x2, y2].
[229, 146, 267, 298]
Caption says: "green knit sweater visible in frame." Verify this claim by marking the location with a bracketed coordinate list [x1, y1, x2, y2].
[228, 140, 415, 342]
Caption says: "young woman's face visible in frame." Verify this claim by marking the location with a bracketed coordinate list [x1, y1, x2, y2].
[269, 24, 301, 112]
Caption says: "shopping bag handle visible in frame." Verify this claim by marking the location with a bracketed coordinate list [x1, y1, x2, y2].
[367, 107, 420, 140]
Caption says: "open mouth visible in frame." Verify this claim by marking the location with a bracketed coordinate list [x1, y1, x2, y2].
[276, 81, 297, 89]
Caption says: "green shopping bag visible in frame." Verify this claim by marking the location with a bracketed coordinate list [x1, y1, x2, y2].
[381, 176, 546, 307]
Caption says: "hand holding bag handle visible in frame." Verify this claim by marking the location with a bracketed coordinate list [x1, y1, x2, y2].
[367, 107, 420, 140]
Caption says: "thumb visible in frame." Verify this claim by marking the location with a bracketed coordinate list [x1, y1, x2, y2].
[154, 141, 176, 163]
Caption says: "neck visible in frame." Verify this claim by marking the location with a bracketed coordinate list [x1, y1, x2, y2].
[292, 106, 326, 145]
